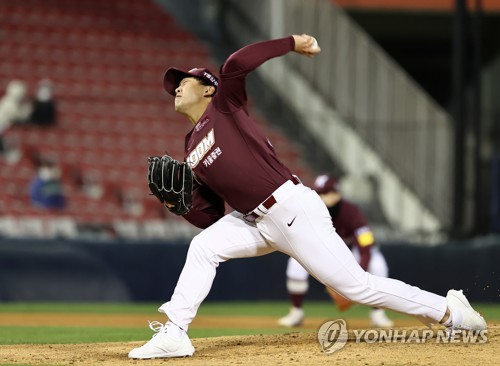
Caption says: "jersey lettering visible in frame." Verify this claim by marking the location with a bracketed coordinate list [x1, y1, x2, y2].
[188, 129, 215, 168]
[202, 147, 222, 167]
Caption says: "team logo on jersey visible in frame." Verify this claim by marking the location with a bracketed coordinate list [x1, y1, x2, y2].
[187, 128, 215, 168]
[195, 117, 210, 132]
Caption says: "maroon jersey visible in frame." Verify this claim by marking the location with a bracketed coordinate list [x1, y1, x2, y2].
[329, 200, 376, 270]
[182, 37, 297, 228]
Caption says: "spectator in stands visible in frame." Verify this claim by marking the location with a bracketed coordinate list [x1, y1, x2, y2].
[29, 79, 57, 126]
[29, 158, 67, 210]
[81, 170, 104, 200]
[0, 80, 32, 159]
[121, 188, 144, 217]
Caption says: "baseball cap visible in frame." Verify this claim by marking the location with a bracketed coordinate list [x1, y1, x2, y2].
[313, 174, 339, 194]
[163, 67, 219, 96]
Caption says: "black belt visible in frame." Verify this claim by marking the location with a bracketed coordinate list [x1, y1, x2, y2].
[244, 176, 301, 222]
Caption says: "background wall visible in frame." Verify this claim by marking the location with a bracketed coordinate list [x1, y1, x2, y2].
[1, 238, 498, 302]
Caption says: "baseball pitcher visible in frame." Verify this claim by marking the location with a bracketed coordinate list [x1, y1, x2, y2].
[129, 34, 486, 359]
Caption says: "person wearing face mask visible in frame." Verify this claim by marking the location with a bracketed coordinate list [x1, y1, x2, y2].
[29, 79, 57, 126]
[29, 158, 66, 210]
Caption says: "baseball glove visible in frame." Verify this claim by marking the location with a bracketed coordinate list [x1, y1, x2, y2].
[147, 155, 193, 215]
[326, 287, 354, 312]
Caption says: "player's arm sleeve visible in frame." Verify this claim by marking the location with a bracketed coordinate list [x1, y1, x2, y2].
[216, 36, 295, 110]
[182, 184, 225, 229]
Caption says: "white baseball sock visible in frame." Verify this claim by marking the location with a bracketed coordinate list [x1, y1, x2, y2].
[166, 321, 186, 340]
[442, 306, 463, 328]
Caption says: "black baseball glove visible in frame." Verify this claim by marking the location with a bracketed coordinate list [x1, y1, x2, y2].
[147, 155, 193, 215]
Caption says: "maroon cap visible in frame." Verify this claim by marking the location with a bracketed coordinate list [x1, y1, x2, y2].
[313, 174, 339, 194]
[163, 67, 219, 96]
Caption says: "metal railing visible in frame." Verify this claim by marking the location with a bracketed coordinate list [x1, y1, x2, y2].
[223, 0, 454, 228]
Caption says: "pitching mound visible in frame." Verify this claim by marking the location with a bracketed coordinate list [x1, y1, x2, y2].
[0, 324, 498, 366]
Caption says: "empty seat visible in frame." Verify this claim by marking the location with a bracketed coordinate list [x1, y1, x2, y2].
[0, 0, 315, 235]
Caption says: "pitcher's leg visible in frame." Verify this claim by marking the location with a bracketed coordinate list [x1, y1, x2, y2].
[308, 231, 446, 325]
[160, 212, 274, 330]
[258, 186, 447, 325]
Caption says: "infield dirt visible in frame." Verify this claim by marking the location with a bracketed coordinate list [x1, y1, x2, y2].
[0, 314, 498, 366]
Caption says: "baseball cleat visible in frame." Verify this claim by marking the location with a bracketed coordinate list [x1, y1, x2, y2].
[369, 309, 394, 328]
[445, 289, 487, 331]
[278, 307, 304, 327]
[128, 321, 195, 359]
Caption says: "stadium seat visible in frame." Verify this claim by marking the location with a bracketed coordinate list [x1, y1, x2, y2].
[0, 0, 315, 237]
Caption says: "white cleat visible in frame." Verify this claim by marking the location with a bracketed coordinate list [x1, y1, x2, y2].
[128, 321, 195, 359]
[370, 309, 394, 328]
[278, 307, 304, 327]
[446, 289, 487, 331]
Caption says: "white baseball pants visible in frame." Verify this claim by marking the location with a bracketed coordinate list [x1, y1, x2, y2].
[160, 180, 447, 330]
[286, 246, 389, 283]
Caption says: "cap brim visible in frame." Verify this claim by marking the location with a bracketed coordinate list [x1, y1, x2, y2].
[163, 67, 193, 96]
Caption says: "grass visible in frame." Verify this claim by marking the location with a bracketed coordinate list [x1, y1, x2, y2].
[0, 301, 498, 345]
[0, 300, 372, 318]
[0, 326, 299, 345]
[0, 326, 145, 345]
[0, 303, 156, 314]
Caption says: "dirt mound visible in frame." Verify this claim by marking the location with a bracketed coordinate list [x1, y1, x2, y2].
[1, 325, 498, 366]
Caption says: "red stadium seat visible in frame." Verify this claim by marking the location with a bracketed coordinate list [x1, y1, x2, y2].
[0, 0, 315, 234]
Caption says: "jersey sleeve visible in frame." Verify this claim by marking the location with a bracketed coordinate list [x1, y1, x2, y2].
[182, 183, 225, 229]
[215, 36, 295, 112]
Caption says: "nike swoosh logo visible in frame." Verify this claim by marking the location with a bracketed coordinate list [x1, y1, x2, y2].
[287, 217, 296, 227]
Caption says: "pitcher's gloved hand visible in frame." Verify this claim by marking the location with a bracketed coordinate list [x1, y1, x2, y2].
[147, 155, 193, 215]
